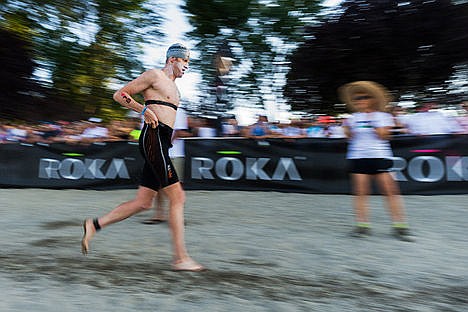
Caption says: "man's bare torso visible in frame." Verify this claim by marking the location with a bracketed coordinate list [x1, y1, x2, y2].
[142, 69, 180, 128]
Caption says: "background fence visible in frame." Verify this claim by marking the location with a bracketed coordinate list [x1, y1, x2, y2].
[1, 135, 467, 194]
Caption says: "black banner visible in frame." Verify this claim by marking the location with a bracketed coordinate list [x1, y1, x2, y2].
[1, 135, 467, 194]
[184, 135, 468, 195]
[0, 142, 144, 189]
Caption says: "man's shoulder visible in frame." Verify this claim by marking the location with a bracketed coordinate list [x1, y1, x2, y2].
[137, 69, 166, 87]
[143, 68, 163, 78]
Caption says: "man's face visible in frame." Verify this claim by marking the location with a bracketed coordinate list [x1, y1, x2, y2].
[172, 57, 190, 78]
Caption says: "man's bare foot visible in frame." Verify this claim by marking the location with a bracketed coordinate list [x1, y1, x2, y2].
[172, 258, 206, 272]
[81, 219, 96, 255]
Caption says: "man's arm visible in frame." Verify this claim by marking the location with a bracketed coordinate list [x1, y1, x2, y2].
[113, 70, 159, 128]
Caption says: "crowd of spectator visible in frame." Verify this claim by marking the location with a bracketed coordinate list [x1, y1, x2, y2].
[0, 117, 142, 145]
[1, 101, 467, 145]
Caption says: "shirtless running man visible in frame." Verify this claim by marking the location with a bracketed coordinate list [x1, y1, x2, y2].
[81, 43, 205, 271]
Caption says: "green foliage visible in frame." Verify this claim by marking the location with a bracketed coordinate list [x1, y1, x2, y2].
[0, 28, 37, 119]
[0, 0, 164, 121]
[285, 0, 468, 113]
[183, 0, 322, 113]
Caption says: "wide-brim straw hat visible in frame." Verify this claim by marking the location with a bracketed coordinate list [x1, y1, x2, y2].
[338, 81, 392, 112]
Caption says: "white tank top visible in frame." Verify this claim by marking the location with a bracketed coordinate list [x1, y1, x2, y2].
[344, 112, 395, 159]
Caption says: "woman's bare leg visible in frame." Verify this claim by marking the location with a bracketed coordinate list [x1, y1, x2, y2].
[376, 172, 412, 240]
[352, 173, 372, 223]
[376, 172, 406, 223]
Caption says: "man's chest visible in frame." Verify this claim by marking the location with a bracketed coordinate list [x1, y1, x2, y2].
[144, 81, 180, 103]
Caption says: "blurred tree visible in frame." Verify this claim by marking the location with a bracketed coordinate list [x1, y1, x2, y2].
[0, 28, 38, 119]
[0, 0, 164, 121]
[285, 0, 468, 113]
[183, 0, 322, 114]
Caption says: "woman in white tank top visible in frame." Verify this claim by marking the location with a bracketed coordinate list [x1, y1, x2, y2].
[340, 81, 412, 241]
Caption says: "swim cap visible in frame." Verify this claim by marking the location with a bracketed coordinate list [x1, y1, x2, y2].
[166, 43, 190, 59]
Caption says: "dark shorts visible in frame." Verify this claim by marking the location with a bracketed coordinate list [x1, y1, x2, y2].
[347, 158, 393, 175]
[139, 122, 179, 190]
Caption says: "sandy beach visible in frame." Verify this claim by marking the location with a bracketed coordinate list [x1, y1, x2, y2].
[1, 189, 468, 311]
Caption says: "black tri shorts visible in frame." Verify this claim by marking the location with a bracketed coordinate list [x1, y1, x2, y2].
[139, 122, 179, 190]
[347, 158, 393, 175]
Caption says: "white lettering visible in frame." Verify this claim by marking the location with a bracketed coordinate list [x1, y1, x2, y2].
[38, 158, 131, 180]
[191, 157, 303, 181]
[216, 157, 244, 180]
[246, 158, 271, 180]
[60, 158, 85, 180]
[391, 156, 468, 182]
[191, 157, 214, 179]
[272, 157, 302, 181]
[38, 158, 61, 179]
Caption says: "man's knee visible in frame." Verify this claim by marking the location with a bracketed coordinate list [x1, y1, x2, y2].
[141, 201, 154, 210]
[166, 185, 185, 206]
[172, 190, 186, 206]
[135, 187, 157, 210]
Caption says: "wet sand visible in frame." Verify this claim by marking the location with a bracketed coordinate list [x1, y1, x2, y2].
[1, 189, 468, 311]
